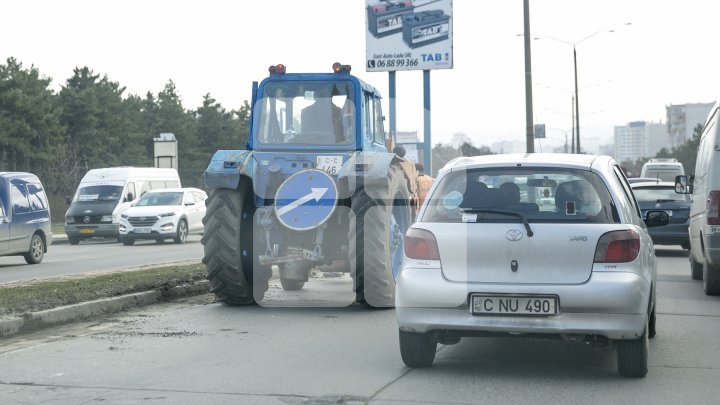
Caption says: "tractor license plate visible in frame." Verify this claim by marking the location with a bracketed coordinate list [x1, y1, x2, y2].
[135, 227, 151, 234]
[471, 294, 557, 316]
[316, 155, 343, 175]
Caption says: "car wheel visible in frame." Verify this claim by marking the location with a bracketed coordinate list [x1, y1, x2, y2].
[648, 307, 656, 339]
[156, 238, 165, 244]
[121, 237, 135, 246]
[616, 320, 648, 377]
[280, 279, 305, 291]
[399, 330, 437, 368]
[702, 260, 720, 295]
[690, 254, 703, 281]
[681, 242, 690, 250]
[24, 233, 45, 264]
[68, 237, 80, 245]
[174, 219, 188, 244]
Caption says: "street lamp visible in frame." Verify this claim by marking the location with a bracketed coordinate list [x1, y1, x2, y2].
[535, 23, 631, 154]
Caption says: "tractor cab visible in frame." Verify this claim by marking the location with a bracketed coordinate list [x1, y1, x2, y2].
[248, 63, 388, 153]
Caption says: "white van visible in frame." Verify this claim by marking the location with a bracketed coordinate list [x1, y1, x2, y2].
[641, 158, 684, 182]
[678, 102, 720, 295]
[64, 167, 181, 244]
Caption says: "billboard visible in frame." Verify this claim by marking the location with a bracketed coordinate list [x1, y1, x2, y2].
[365, 0, 453, 72]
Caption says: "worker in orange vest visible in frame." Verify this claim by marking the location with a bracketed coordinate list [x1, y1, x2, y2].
[415, 163, 434, 207]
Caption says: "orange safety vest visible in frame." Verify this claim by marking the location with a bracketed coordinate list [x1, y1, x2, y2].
[417, 175, 434, 206]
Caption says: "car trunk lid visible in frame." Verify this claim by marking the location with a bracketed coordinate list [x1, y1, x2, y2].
[427, 222, 616, 284]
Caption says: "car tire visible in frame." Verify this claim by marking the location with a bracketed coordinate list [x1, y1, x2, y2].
[121, 237, 135, 246]
[68, 237, 80, 245]
[690, 254, 703, 281]
[174, 219, 188, 244]
[702, 260, 720, 295]
[681, 242, 690, 250]
[399, 330, 437, 368]
[616, 321, 649, 378]
[24, 233, 45, 264]
[648, 307, 656, 339]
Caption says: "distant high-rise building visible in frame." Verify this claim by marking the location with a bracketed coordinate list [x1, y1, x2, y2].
[613, 121, 667, 163]
[667, 102, 714, 146]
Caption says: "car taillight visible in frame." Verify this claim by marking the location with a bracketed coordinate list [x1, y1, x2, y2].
[594, 230, 640, 263]
[404, 228, 440, 260]
[707, 191, 720, 225]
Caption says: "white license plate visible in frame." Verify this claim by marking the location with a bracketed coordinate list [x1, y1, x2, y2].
[134, 227, 151, 234]
[471, 295, 558, 316]
[316, 155, 343, 175]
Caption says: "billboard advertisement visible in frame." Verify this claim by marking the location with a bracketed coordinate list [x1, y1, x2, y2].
[365, 0, 453, 72]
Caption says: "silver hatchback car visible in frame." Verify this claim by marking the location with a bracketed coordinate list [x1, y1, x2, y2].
[396, 154, 669, 377]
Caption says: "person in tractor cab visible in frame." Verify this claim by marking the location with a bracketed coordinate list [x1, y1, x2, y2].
[415, 163, 434, 207]
[300, 85, 344, 142]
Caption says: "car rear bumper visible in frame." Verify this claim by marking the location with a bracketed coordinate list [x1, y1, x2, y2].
[395, 268, 650, 340]
[648, 223, 688, 246]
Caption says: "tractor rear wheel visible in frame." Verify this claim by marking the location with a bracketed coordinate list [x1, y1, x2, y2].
[349, 165, 411, 308]
[202, 180, 270, 305]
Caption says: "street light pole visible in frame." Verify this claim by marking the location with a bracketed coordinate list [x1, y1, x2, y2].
[535, 23, 630, 154]
[574, 47, 580, 153]
[523, 0, 534, 153]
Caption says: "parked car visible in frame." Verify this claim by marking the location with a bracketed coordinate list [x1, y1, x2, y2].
[396, 154, 669, 377]
[0, 172, 52, 264]
[631, 181, 690, 249]
[118, 188, 207, 245]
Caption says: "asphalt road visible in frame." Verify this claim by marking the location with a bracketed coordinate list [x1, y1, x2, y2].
[0, 236, 204, 284]
[0, 246, 719, 404]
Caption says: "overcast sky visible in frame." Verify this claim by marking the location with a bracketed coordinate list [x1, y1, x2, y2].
[3, 0, 718, 153]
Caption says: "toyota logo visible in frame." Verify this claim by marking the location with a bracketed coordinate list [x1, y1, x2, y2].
[83, 216, 91, 223]
[505, 229, 523, 241]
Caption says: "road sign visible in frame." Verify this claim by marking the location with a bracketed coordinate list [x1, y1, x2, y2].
[274, 169, 338, 231]
[534, 124, 546, 139]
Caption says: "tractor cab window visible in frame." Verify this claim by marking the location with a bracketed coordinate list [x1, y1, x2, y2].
[256, 81, 355, 146]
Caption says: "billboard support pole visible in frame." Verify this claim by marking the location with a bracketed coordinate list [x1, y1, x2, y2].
[389, 71, 396, 145]
[423, 70, 431, 175]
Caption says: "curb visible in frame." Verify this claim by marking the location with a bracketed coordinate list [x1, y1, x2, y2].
[0, 280, 210, 339]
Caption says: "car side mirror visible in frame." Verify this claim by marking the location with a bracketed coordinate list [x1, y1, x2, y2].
[675, 175, 692, 194]
[65, 196, 72, 205]
[125, 193, 134, 202]
[644, 210, 670, 227]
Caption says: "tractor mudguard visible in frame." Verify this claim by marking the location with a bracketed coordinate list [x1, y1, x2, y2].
[338, 151, 396, 190]
[204, 150, 254, 190]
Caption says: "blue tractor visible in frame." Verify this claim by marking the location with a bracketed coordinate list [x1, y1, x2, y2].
[202, 63, 419, 307]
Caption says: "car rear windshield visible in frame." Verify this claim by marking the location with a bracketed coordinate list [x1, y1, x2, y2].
[632, 186, 691, 203]
[421, 167, 619, 224]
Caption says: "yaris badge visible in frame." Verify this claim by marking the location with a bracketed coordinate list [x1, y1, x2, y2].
[505, 229, 523, 241]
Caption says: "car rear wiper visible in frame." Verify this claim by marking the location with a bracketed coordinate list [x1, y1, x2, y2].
[459, 208, 534, 237]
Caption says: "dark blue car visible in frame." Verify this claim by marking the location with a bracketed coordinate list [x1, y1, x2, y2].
[631, 181, 690, 249]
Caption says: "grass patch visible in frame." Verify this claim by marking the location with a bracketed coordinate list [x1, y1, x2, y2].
[51, 224, 65, 235]
[0, 263, 206, 317]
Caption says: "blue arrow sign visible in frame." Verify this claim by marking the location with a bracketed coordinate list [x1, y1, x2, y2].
[274, 169, 338, 231]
